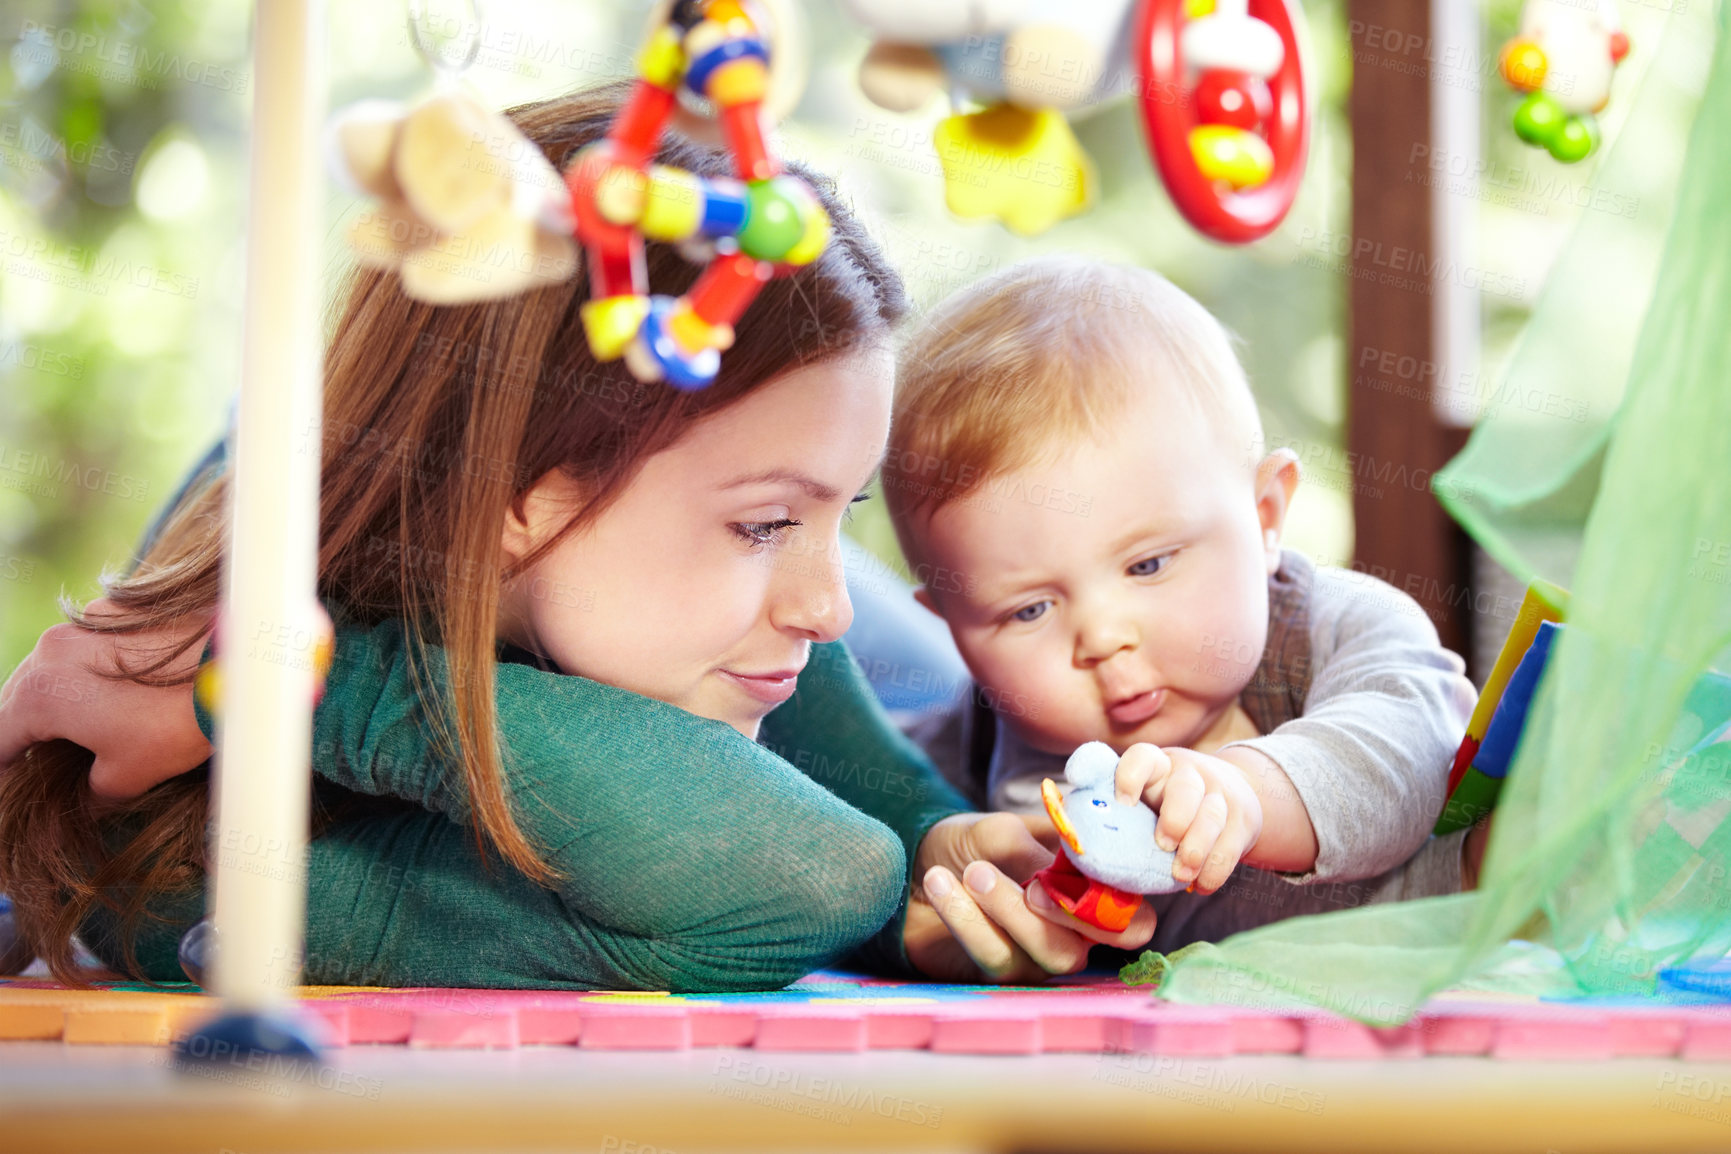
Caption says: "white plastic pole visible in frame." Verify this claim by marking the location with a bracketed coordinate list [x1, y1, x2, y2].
[1431, 0, 1482, 428]
[208, 0, 325, 1011]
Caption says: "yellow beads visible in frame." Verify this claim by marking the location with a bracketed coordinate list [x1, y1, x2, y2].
[1189, 125, 1274, 190]
[594, 164, 649, 226]
[638, 26, 686, 90]
[782, 200, 831, 267]
[194, 661, 222, 718]
[1499, 38, 1548, 91]
[709, 56, 769, 106]
[582, 295, 653, 361]
[640, 166, 705, 240]
[668, 303, 736, 354]
[706, 0, 754, 26]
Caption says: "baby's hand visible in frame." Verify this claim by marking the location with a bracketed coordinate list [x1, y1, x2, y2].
[1111, 744, 1264, 895]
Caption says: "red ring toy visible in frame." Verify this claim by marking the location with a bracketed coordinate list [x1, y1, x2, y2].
[1135, 0, 1310, 244]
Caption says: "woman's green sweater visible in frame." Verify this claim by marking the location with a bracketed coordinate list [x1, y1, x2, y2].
[85, 610, 971, 992]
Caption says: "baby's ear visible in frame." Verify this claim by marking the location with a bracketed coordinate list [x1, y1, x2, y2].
[1065, 741, 1119, 788]
[912, 586, 940, 617]
[1255, 448, 1302, 573]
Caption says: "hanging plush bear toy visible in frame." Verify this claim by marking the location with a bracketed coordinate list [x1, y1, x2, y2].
[1499, 0, 1629, 163]
[838, 0, 1139, 234]
[326, 92, 577, 303]
[1030, 741, 1185, 933]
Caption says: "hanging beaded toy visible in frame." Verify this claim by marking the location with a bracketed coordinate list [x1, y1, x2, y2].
[564, 0, 830, 390]
[327, 0, 824, 391]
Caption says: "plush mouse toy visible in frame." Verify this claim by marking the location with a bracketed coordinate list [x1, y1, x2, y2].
[1030, 741, 1184, 933]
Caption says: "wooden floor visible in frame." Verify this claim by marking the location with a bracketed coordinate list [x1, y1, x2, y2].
[5, 1043, 1731, 1153]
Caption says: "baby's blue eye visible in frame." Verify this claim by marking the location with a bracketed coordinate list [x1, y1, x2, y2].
[1128, 554, 1170, 578]
[1012, 601, 1050, 623]
[1091, 798, 1108, 807]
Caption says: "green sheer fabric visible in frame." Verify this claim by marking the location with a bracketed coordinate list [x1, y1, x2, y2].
[1159, 5, 1731, 1023]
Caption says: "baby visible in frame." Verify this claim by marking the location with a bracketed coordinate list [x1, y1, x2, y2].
[883, 256, 1483, 951]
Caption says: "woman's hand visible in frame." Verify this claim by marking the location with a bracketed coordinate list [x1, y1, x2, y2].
[0, 600, 211, 797]
[904, 812, 1156, 984]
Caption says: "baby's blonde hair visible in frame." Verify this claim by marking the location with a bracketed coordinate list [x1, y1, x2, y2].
[884, 256, 1263, 563]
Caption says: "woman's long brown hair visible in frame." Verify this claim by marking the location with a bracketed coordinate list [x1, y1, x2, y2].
[0, 81, 906, 984]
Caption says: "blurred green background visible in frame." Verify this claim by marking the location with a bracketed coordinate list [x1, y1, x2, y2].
[0, 0, 1710, 673]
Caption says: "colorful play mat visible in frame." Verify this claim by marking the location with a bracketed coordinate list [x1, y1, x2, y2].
[4, 969, 1729, 1060]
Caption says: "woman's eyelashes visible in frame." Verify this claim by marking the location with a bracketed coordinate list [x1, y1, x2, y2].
[731, 519, 802, 547]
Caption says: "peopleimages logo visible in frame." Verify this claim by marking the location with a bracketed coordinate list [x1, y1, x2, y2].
[0, 228, 201, 299]
[0, 339, 84, 380]
[1294, 226, 1528, 301]
[0, 444, 150, 502]
[0, 120, 133, 175]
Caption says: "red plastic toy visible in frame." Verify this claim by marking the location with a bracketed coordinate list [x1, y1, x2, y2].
[1032, 851, 1146, 935]
[564, 0, 830, 389]
[1135, 0, 1310, 244]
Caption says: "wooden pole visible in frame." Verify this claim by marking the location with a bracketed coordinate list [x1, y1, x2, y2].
[208, 0, 325, 1011]
[1346, 0, 1474, 664]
